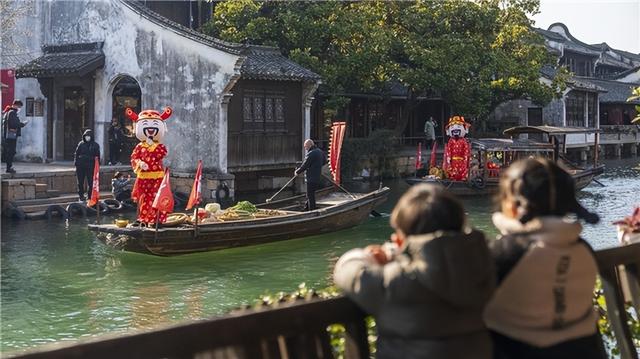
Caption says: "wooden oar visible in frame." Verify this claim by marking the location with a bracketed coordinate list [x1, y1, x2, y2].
[266, 174, 298, 203]
[322, 174, 382, 217]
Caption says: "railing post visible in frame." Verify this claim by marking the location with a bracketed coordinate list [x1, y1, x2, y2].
[344, 319, 370, 359]
[623, 262, 640, 313]
[599, 266, 639, 359]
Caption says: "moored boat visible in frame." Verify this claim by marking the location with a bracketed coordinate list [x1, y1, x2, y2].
[88, 186, 390, 256]
[407, 126, 604, 196]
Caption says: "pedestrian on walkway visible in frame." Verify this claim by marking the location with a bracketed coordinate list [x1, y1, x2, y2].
[74, 129, 100, 201]
[294, 139, 325, 211]
[108, 117, 124, 165]
[2, 100, 28, 173]
[423, 116, 437, 150]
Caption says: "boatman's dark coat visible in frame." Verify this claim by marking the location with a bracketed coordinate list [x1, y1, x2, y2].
[296, 145, 325, 184]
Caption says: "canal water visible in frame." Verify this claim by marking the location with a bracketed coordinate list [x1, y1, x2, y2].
[1, 158, 638, 355]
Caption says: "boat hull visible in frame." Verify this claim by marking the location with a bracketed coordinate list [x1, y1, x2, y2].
[406, 165, 605, 196]
[89, 187, 389, 256]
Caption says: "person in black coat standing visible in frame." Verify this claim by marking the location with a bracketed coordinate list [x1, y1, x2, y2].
[74, 129, 100, 201]
[295, 139, 325, 211]
[107, 117, 125, 165]
[2, 100, 28, 173]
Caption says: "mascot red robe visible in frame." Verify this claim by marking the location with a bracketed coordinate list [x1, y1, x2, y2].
[125, 107, 172, 224]
[443, 116, 471, 181]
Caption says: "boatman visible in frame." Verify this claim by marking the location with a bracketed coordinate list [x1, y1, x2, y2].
[295, 139, 325, 211]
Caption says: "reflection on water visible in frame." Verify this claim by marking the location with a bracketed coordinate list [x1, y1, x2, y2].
[1, 158, 638, 354]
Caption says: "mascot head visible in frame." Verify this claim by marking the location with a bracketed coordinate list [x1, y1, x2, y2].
[445, 115, 470, 139]
[126, 107, 172, 145]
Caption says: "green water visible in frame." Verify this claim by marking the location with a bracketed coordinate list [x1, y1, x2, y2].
[1, 158, 639, 355]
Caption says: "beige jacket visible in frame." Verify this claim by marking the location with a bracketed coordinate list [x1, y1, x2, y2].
[483, 213, 599, 347]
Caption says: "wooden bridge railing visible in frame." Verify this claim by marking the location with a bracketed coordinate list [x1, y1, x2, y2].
[10, 242, 640, 359]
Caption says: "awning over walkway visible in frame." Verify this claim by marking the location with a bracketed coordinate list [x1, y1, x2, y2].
[15, 42, 105, 78]
[504, 125, 600, 136]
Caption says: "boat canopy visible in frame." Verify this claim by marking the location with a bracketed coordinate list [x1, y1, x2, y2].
[471, 138, 554, 151]
[503, 125, 600, 136]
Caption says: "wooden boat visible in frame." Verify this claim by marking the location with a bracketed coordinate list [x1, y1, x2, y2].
[88, 186, 390, 256]
[407, 126, 604, 196]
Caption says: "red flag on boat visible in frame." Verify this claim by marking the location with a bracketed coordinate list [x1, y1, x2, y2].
[186, 160, 203, 210]
[152, 168, 174, 213]
[87, 157, 100, 207]
[415, 142, 423, 170]
[328, 121, 346, 185]
[429, 141, 438, 169]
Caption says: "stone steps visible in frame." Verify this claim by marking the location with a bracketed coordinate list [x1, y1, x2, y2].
[13, 192, 114, 213]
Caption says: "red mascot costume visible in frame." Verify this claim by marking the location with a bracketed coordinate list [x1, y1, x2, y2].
[125, 107, 172, 225]
[443, 115, 471, 181]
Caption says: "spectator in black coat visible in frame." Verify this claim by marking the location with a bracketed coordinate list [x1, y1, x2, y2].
[107, 117, 125, 165]
[74, 129, 100, 201]
[2, 100, 28, 173]
[295, 139, 325, 211]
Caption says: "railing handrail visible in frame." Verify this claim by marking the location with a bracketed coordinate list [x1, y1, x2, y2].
[8, 242, 640, 359]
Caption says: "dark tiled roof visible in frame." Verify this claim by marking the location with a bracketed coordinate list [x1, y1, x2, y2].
[120, 0, 244, 55]
[540, 65, 606, 92]
[240, 46, 321, 82]
[121, 1, 320, 83]
[540, 23, 640, 64]
[598, 53, 634, 69]
[578, 78, 640, 104]
[534, 28, 566, 42]
[606, 66, 640, 80]
[15, 42, 105, 78]
[609, 48, 640, 62]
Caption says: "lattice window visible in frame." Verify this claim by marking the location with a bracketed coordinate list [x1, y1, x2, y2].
[566, 91, 586, 127]
[241, 89, 286, 132]
[243, 97, 253, 122]
[253, 97, 263, 121]
[274, 98, 284, 123]
[587, 92, 597, 127]
[265, 97, 274, 122]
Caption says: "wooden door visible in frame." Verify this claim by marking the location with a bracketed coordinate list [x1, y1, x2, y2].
[63, 87, 87, 160]
[527, 108, 543, 141]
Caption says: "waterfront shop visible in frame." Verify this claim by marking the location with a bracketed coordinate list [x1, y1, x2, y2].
[489, 23, 640, 161]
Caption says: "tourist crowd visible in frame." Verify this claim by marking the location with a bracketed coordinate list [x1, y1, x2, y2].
[334, 157, 607, 359]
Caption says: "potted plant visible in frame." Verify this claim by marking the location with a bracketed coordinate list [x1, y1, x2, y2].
[613, 206, 640, 245]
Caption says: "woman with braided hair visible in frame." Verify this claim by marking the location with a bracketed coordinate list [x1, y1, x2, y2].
[484, 158, 606, 359]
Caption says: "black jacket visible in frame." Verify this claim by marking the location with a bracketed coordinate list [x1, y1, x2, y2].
[108, 124, 125, 143]
[3, 108, 25, 138]
[74, 129, 101, 167]
[296, 146, 325, 184]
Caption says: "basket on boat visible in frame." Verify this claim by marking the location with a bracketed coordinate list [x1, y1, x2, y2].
[165, 213, 189, 227]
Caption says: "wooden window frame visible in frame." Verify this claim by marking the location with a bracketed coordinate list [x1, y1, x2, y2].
[25, 97, 35, 116]
[241, 89, 286, 133]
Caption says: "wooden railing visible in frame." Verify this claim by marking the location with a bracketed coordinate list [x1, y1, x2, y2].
[599, 125, 640, 145]
[10, 242, 640, 359]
